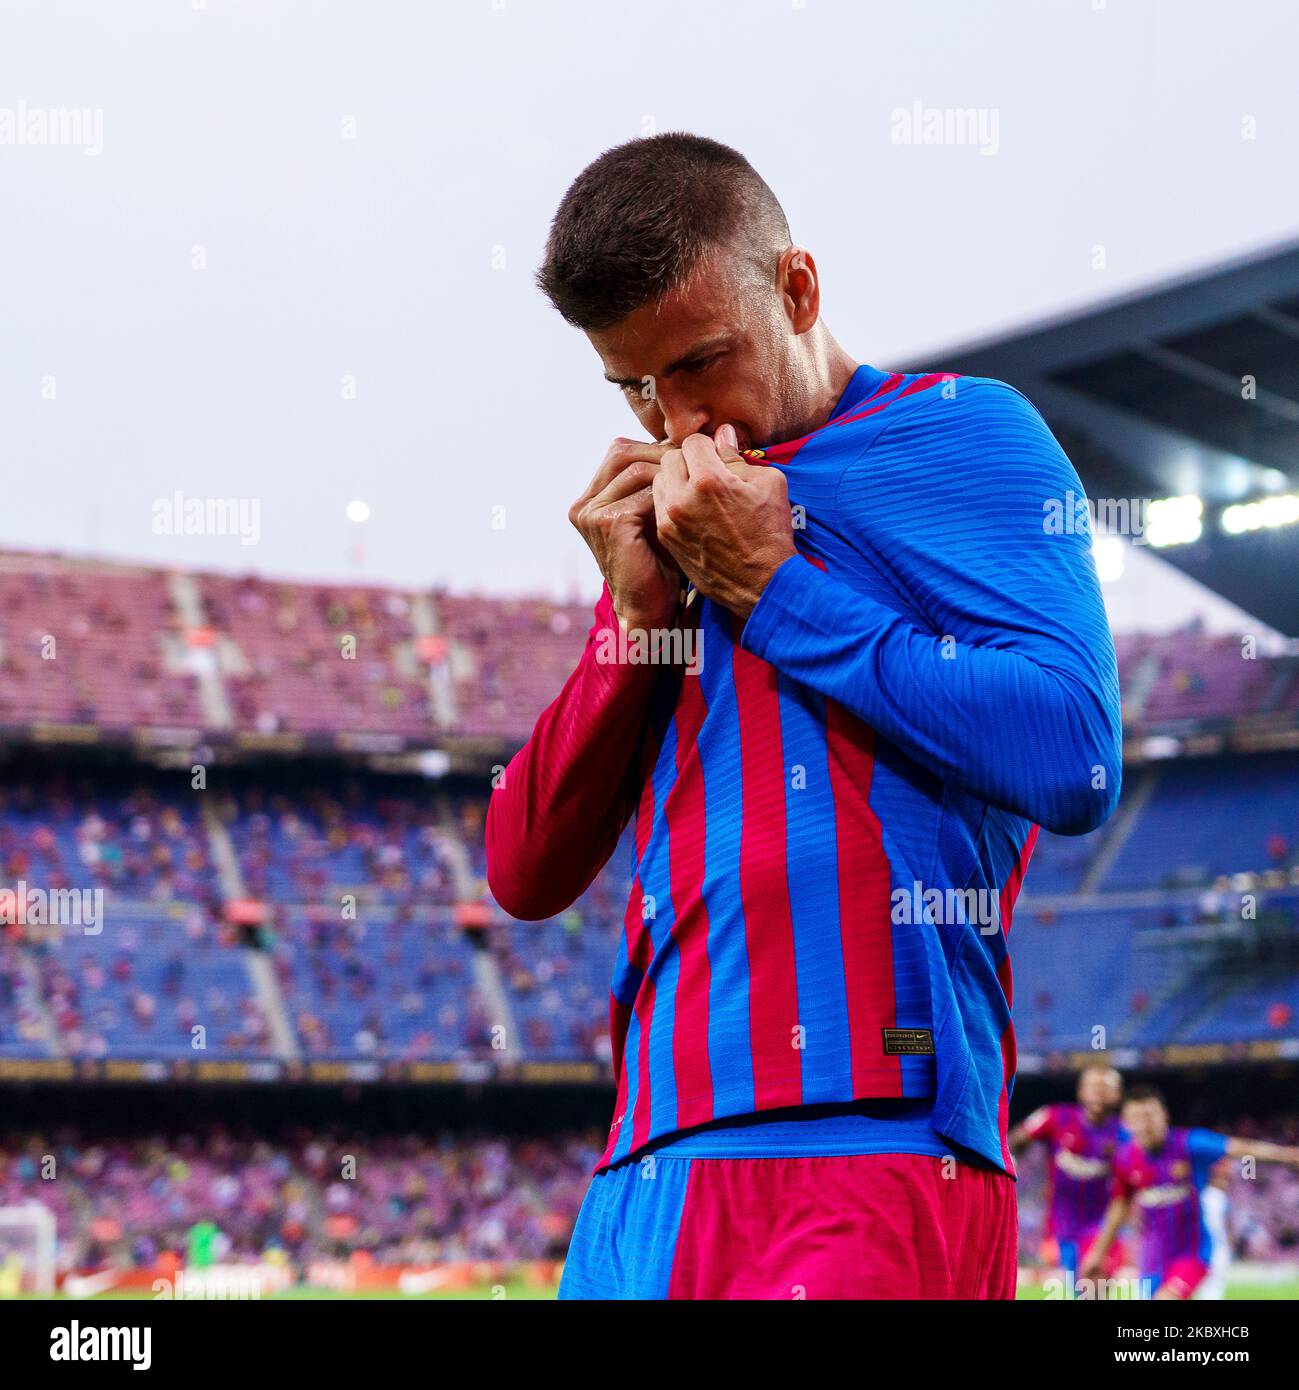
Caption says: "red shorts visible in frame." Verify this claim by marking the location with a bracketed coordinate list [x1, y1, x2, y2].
[560, 1151, 1018, 1300]
[1155, 1256, 1210, 1300]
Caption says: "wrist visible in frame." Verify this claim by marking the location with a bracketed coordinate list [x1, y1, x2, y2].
[731, 544, 798, 623]
[612, 588, 683, 635]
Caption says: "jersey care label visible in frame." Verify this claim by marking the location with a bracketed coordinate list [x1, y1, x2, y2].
[881, 1028, 936, 1056]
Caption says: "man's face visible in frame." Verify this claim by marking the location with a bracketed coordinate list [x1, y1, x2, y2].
[1078, 1066, 1121, 1115]
[1122, 1098, 1169, 1150]
[586, 249, 810, 452]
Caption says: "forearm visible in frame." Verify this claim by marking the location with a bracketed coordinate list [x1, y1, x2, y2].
[485, 586, 658, 920]
[741, 558, 1121, 835]
[1226, 1138, 1299, 1168]
[1088, 1199, 1129, 1265]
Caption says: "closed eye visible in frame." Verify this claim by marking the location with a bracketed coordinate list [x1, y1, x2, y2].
[681, 352, 724, 374]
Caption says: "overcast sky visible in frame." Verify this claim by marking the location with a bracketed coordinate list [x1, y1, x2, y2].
[2, 0, 1295, 634]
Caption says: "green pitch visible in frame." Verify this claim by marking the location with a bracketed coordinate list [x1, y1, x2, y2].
[9, 1282, 554, 1301]
[285, 1280, 1299, 1300]
[12, 1277, 1299, 1301]
[1015, 1280, 1299, 1301]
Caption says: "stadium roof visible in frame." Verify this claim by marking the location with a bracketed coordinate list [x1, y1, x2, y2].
[904, 238, 1299, 636]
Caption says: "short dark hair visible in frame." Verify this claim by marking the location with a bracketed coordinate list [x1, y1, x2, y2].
[1124, 1084, 1167, 1108]
[537, 132, 790, 331]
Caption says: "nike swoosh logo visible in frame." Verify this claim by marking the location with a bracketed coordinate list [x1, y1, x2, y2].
[63, 1269, 122, 1298]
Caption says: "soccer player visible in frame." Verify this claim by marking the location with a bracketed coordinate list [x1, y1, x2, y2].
[486, 133, 1123, 1299]
[1081, 1086, 1299, 1299]
[1197, 1158, 1233, 1301]
[1009, 1063, 1124, 1296]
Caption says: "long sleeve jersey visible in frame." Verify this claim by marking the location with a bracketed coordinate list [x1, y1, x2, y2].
[487, 364, 1123, 1174]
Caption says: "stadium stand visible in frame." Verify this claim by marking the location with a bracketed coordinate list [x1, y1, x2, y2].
[1, 547, 1298, 1290]
[0, 778, 219, 902]
[3, 550, 1298, 743]
[0, 555, 203, 731]
[434, 593, 593, 742]
[491, 887, 625, 1063]
[1011, 892, 1299, 1053]
[219, 784, 460, 908]
[0, 758, 1294, 1066]
[270, 907, 492, 1060]
[1101, 753, 1299, 890]
[0, 1127, 596, 1269]
[1, 1113, 1296, 1273]
[48, 906, 269, 1061]
[201, 574, 435, 739]
[1013, 826, 1108, 896]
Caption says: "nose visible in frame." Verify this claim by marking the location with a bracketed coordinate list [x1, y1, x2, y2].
[656, 385, 710, 447]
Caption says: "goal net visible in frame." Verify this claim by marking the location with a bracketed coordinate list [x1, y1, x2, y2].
[0, 1204, 57, 1296]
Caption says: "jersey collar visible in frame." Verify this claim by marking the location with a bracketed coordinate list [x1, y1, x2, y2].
[741, 362, 892, 466]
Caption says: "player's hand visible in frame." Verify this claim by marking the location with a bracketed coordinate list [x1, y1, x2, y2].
[569, 438, 682, 633]
[651, 424, 798, 622]
[1078, 1251, 1102, 1282]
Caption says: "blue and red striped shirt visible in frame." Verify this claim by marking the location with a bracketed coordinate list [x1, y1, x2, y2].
[487, 364, 1122, 1177]
[1112, 1127, 1229, 1278]
[1022, 1101, 1124, 1242]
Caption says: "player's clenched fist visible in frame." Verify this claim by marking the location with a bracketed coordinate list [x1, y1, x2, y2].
[569, 437, 683, 634]
[651, 424, 798, 622]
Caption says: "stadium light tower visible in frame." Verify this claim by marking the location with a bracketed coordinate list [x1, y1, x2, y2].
[346, 499, 370, 573]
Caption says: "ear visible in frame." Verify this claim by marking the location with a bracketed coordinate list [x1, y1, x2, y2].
[780, 246, 820, 335]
